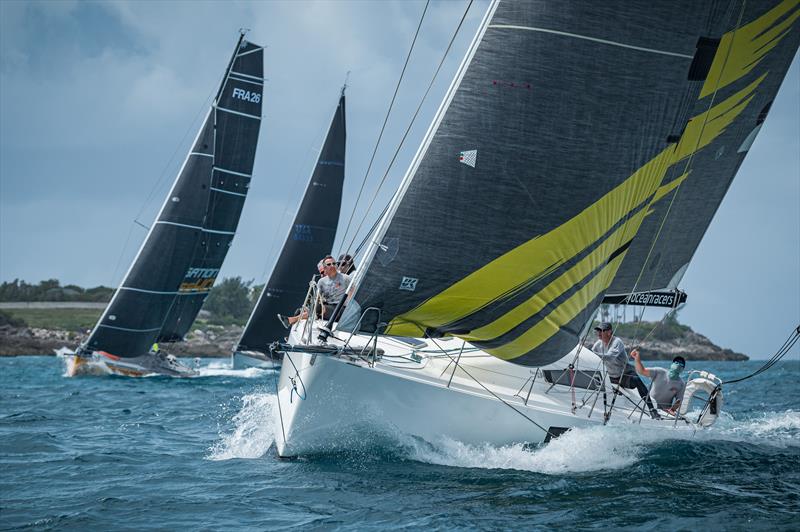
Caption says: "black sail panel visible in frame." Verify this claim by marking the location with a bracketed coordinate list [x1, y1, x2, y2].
[237, 93, 347, 353]
[607, 0, 800, 296]
[83, 37, 264, 357]
[159, 40, 264, 341]
[350, 1, 799, 367]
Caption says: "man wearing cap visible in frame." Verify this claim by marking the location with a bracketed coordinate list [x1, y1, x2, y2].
[631, 350, 687, 414]
[592, 322, 660, 419]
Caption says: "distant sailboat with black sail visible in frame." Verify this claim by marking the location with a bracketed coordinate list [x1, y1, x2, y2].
[233, 86, 347, 369]
[66, 33, 265, 377]
[269, 0, 800, 456]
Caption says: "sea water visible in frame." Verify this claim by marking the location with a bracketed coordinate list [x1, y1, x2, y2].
[1, 356, 798, 530]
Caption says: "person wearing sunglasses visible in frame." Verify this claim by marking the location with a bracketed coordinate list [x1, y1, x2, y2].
[592, 321, 660, 419]
[631, 350, 687, 415]
[317, 255, 350, 319]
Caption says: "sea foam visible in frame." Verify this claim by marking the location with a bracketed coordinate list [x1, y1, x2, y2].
[208, 393, 277, 460]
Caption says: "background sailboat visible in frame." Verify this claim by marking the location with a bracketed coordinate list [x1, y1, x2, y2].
[233, 88, 347, 369]
[69, 34, 264, 377]
[273, 0, 800, 456]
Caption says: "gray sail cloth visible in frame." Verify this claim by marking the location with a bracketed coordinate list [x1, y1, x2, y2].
[608, 2, 800, 297]
[349, 1, 800, 367]
[237, 93, 347, 353]
[82, 37, 263, 358]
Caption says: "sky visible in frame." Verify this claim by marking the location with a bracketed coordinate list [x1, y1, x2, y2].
[0, 1, 798, 360]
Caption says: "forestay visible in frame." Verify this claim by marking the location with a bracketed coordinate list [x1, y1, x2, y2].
[349, 0, 800, 366]
[237, 91, 347, 353]
[82, 36, 264, 358]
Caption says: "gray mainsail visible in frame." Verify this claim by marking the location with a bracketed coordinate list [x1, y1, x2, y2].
[236, 90, 347, 353]
[81, 35, 264, 358]
[347, 0, 799, 367]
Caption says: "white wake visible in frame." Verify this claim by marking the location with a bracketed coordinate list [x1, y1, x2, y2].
[403, 410, 799, 475]
[208, 392, 277, 460]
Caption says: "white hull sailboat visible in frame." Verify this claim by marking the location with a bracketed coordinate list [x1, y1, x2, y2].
[271, 0, 798, 456]
[274, 321, 720, 457]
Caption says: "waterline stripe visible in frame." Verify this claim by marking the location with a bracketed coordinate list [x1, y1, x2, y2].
[190, 152, 214, 158]
[488, 24, 694, 58]
[156, 220, 236, 235]
[215, 105, 261, 120]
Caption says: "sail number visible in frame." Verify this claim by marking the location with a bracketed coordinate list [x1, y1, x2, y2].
[232, 87, 261, 103]
[179, 267, 220, 292]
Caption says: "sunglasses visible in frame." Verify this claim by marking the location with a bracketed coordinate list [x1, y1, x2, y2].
[324, 262, 337, 267]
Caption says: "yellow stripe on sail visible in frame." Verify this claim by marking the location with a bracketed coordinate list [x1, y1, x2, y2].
[485, 253, 627, 360]
[384, 77, 762, 341]
[700, 0, 799, 98]
[674, 74, 766, 161]
[460, 207, 648, 342]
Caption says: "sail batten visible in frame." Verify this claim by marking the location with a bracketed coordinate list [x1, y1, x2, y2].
[82, 37, 264, 358]
[347, 0, 799, 367]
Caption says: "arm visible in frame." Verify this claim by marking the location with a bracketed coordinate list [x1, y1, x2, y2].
[631, 349, 650, 378]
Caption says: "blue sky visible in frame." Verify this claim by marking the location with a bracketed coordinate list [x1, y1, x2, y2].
[1, 1, 797, 360]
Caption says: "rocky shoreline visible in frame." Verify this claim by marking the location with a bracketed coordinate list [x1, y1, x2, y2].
[582, 329, 748, 361]
[0, 324, 243, 358]
[1, 322, 749, 361]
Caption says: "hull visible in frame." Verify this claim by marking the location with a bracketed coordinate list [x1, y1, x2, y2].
[64, 350, 198, 378]
[273, 323, 694, 457]
[232, 351, 281, 370]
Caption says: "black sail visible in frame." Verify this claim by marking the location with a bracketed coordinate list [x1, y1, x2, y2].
[349, 0, 799, 367]
[606, 0, 800, 297]
[82, 36, 264, 358]
[237, 92, 347, 353]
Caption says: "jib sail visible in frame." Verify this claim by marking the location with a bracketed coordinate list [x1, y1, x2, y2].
[82, 35, 264, 357]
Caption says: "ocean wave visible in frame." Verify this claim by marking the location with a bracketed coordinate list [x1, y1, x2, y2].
[403, 410, 799, 474]
[207, 393, 276, 460]
[193, 365, 272, 379]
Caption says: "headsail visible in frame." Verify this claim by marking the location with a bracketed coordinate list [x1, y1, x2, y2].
[236, 90, 347, 353]
[606, 0, 800, 297]
[82, 36, 264, 358]
[348, 0, 800, 366]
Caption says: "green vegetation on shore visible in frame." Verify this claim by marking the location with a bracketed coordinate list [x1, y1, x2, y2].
[1, 308, 102, 331]
[1, 277, 263, 330]
[0, 279, 113, 302]
[598, 313, 691, 342]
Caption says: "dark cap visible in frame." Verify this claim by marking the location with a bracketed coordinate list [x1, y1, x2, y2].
[594, 322, 612, 331]
[672, 356, 686, 367]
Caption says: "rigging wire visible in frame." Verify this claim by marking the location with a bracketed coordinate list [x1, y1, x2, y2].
[340, 0, 475, 259]
[612, 1, 749, 347]
[722, 324, 799, 385]
[109, 81, 220, 288]
[337, 0, 431, 255]
[425, 335, 558, 440]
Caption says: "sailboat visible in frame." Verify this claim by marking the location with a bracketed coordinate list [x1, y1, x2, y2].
[66, 34, 265, 377]
[232, 87, 347, 369]
[271, 0, 800, 456]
